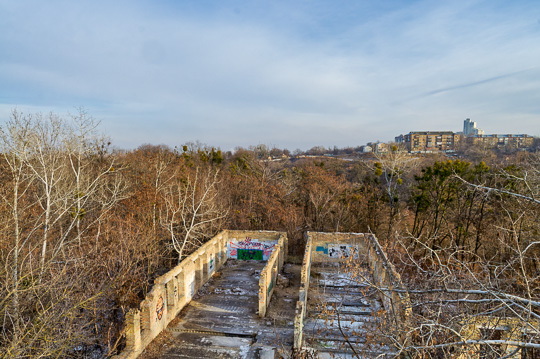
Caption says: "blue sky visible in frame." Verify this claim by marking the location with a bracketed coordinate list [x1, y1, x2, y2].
[1, 0, 539, 150]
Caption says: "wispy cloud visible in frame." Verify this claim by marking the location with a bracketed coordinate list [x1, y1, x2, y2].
[422, 67, 539, 97]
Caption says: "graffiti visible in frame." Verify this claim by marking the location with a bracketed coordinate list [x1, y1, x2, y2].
[328, 244, 358, 258]
[315, 245, 328, 254]
[267, 277, 274, 296]
[238, 249, 263, 260]
[174, 285, 178, 299]
[228, 237, 277, 260]
[156, 296, 164, 320]
[209, 258, 215, 272]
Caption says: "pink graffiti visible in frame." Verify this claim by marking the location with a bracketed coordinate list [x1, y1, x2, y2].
[229, 238, 275, 257]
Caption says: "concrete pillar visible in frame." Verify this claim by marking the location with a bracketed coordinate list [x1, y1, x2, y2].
[202, 252, 209, 281]
[293, 301, 305, 349]
[221, 238, 227, 262]
[213, 243, 219, 271]
[186, 269, 196, 301]
[166, 277, 178, 310]
[195, 255, 204, 290]
[140, 301, 150, 331]
[125, 309, 141, 351]
[259, 271, 267, 318]
[176, 271, 185, 306]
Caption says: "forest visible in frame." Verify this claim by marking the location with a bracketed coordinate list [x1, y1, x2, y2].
[0, 111, 538, 358]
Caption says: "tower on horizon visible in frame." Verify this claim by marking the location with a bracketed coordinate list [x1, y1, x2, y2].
[463, 118, 484, 136]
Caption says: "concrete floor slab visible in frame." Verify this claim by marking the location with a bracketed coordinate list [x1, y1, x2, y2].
[139, 260, 300, 359]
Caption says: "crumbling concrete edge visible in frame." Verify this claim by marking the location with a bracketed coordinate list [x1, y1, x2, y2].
[112, 230, 230, 359]
[258, 232, 287, 317]
[293, 232, 313, 349]
[364, 233, 412, 350]
[113, 229, 288, 359]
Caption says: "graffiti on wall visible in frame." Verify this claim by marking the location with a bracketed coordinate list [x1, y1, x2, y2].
[267, 277, 274, 297]
[227, 237, 277, 260]
[156, 296, 164, 321]
[315, 245, 328, 254]
[328, 244, 359, 258]
[209, 257, 215, 273]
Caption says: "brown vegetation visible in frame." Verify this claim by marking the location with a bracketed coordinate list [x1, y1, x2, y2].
[0, 110, 538, 357]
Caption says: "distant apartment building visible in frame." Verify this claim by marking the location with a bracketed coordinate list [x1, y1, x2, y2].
[466, 134, 534, 148]
[395, 131, 460, 153]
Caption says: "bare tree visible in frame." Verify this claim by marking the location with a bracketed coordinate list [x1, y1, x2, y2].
[370, 144, 417, 238]
[161, 166, 226, 262]
[0, 110, 127, 357]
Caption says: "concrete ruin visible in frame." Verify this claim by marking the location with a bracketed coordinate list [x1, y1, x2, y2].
[294, 232, 411, 357]
[113, 230, 413, 358]
[113, 230, 286, 359]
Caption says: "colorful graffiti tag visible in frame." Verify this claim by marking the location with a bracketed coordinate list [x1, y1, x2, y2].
[156, 296, 164, 320]
[328, 244, 358, 258]
[227, 237, 277, 260]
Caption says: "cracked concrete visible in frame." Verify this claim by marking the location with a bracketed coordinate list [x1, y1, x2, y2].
[139, 260, 300, 359]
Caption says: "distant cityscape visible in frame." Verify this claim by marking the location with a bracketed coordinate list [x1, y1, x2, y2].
[358, 118, 535, 154]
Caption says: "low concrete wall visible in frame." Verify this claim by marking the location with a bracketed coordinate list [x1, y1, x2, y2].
[114, 230, 229, 359]
[309, 231, 368, 263]
[113, 230, 286, 359]
[293, 233, 313, 349]
[364, 233, 412, 345]
[258, 232, 287, 317]
[293, 232, 412, 349]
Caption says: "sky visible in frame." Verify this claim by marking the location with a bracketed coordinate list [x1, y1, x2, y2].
[1, 0, 539, 151]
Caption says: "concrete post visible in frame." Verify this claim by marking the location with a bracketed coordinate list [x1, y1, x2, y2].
[221, 237, 227, 262]
[176, 271, 185, 307]
[125, 309, 141, 351]
[166, 277, 177, 310]
[293, 301, 304, 349]
[259, 271, 267, 317]
[202, 253, 209, 281]
[213, 243, 219, 271]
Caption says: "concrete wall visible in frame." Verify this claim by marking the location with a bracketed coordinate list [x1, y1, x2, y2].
[226, 230, 286, 261]
[258, 232, 287, 317]
[293, 233, 313, 348]
[363, 232, 412, 345]
[309, 231, 368, 263]
[294, 232, 412, 349]
[113, 229, 285, 359]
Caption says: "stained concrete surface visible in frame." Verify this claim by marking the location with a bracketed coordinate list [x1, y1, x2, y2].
[303, 262, 395, 358]
[140, 260, 300, 359]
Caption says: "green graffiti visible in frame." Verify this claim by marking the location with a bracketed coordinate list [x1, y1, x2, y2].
[267, 277, 274, 296]
[237, 249, 263, 260]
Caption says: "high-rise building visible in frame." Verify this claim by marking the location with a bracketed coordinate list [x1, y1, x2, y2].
[463, 118, 484, 136]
